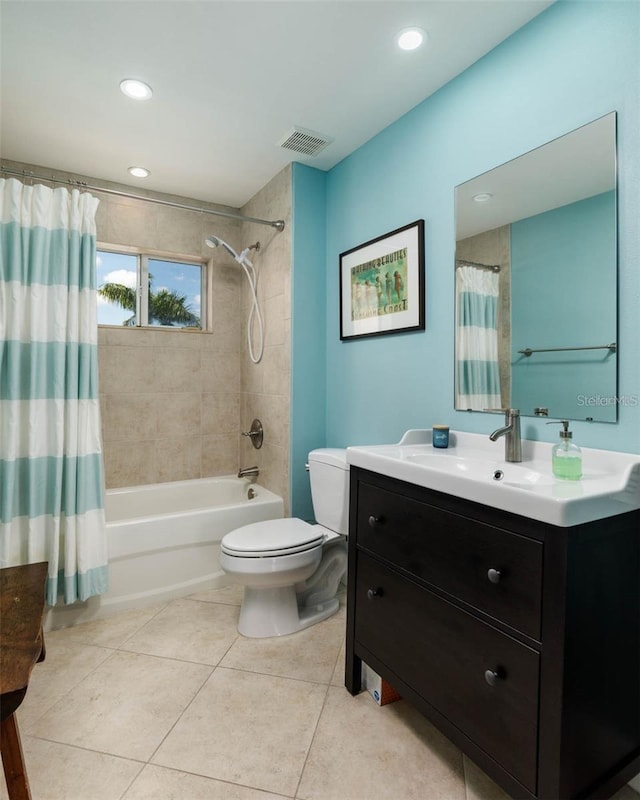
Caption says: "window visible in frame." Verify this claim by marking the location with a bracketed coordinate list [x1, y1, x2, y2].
[96, 247, 206, 329]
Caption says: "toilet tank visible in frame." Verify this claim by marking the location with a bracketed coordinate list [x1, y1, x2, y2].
[308, 448, 349, 535]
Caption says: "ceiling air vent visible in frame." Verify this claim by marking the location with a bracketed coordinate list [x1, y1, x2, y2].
[278, 127, 333, 157]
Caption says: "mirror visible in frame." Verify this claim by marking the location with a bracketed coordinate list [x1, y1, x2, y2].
[454, 112, 617, 423]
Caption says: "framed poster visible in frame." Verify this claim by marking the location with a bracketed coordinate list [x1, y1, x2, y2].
[339, 219, 425, 340]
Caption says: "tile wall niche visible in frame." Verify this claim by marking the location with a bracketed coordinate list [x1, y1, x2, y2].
[4, 160, 292, 497]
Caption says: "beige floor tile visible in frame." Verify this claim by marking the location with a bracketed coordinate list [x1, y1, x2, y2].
[122, 764, 291, 800]
[120, 598, 239, 664]
[220, 609, 344, 683]
[46, 605, 165, 649]
[18, 642, 113, 731]
[297, 687, 465, 800]
[8, 595, 639, 800]
[0, 737, 142, 800]
[330, 638, 346, 687]
[189, 583, 244, 605]
[152, 667, 327, 796]
[463, 755, 511, 800]
[31, 650, 212, 761]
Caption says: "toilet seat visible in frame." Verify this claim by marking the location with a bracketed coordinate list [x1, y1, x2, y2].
[221, 518, 325, 558]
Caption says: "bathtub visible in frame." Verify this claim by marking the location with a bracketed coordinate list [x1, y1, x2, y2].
[46, 476, 283, 630]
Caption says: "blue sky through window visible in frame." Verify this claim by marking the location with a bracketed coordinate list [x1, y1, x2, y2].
[96, 251, 137, 325]
[96, 250, 202, 327]
[148, 258, 201, 327]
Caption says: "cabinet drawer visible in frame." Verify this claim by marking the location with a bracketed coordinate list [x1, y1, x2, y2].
[356, 481, 543, 639]
[356, 553, 539, 793]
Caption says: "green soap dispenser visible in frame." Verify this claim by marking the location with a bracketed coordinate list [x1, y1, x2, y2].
[547, 420, 582, 480]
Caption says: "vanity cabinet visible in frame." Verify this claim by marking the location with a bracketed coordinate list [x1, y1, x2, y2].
[345, 467, 640, 800]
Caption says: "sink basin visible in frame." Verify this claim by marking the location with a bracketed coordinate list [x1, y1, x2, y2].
[346, 430, 640, 526]
[404, 452, 555, 487]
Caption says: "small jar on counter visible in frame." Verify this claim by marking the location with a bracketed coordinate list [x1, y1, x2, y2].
[432, 425, 449, 449]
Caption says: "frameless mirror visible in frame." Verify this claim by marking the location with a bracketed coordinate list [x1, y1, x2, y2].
[454, 112, 617, 422]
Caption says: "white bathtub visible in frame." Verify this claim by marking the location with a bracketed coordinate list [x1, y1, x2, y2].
[46, 476, 283, 630]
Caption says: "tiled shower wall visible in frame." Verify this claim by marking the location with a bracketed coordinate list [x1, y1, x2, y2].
[4, 160, 292, 506]
[240, 166, 292, 511]
[95, 194, 245, 490]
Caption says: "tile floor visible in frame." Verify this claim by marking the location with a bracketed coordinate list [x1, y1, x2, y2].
[3, 586, 639, 800]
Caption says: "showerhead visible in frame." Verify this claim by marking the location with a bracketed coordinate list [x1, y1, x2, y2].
[205, 235, 238, 260]
[205, 235, 260, 267]
[206, 234, 264, 363]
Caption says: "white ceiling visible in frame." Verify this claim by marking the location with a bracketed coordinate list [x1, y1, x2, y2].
[1, 0, 553, 208]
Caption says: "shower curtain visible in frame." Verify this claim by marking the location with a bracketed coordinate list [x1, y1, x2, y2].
[0, 178, 108, 605]
[455, 265, 501, 410]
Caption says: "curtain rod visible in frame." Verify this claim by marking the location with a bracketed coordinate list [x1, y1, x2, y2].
[0, 166, 285, 232]
[455, 258, 500, 272]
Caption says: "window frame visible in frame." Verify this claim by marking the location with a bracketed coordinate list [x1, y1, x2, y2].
[96, 243, 210, 331]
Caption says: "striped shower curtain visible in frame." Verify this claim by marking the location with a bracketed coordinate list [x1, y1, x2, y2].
[455, 265, 501, 410]
[0, 178, 108, 605]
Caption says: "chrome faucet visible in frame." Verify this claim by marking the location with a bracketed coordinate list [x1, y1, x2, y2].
[238, 465, 259, 482]
[487, 408, 522, 463]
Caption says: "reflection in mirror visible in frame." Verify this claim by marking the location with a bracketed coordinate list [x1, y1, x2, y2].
[455, 113, 617, 422]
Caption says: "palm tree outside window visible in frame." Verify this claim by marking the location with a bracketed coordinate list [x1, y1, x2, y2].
[96, 248, 204, 329]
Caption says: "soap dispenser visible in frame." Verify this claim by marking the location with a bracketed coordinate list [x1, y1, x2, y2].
[547, 420, 582, 480]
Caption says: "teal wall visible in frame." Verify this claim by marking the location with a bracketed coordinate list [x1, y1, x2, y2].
[323, 0, 640, 455]
[290, 163, 327, 520]
[511, 191, 617, 422]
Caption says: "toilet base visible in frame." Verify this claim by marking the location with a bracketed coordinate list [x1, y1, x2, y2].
[238, 585, 339, 638]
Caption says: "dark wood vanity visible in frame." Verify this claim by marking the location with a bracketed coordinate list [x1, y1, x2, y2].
[345, 466, 640, 800]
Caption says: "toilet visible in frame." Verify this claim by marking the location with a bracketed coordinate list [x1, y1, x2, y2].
[220, 449, 349, 638]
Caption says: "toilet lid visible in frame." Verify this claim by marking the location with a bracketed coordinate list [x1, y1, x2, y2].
[221, 518, 325, 558]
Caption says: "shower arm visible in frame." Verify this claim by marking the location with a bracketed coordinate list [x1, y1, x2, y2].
[238, 242, 260, 264]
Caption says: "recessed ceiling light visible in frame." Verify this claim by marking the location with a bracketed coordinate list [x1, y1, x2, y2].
[472, 193, 493, 203]
[120, 79, 153, 100]
[128, 166, 150, 178]
[397, 27, 425, 51]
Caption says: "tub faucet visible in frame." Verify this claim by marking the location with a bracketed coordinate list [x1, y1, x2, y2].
[486, 408, 522, 463]
[238, 465, 259, 482]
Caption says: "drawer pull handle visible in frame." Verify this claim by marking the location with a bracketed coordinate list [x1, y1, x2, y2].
[367, 587, 384, 600]
[368, 515, 384, 528]
[484, 669, 501, 687]
[487, 568, 502, 584]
